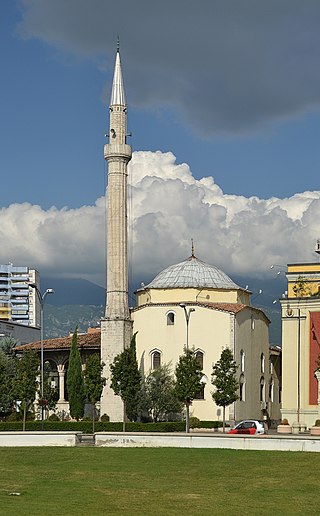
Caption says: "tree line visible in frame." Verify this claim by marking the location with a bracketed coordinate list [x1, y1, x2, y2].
[0, 329, 239, 433]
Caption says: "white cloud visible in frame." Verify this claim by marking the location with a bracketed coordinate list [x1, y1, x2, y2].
[1, 150, 319, 284]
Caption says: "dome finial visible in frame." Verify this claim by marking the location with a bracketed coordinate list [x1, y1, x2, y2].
[191, 238, 195, 258]
[116, 35, 120, 53]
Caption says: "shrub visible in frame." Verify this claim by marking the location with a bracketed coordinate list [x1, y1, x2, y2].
[280, 419, 289, 425]
[100, 414, 110, 422]
[314, 419, 320, 427]
[48, 413, 60, 421]
[189, 416, 200, 429]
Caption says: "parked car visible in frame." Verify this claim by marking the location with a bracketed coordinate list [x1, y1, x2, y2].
[228, 420, 266, 435]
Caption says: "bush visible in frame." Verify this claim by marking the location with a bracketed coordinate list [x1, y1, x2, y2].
[0, 419, 223, 433]
[314, 419, 320, 427]
[189, 417, 200, 429]
[280, 419, 289, 425]
[6, 411, 34, 422]
[100, 414, 110, 422]
[48, 414, 60, 421]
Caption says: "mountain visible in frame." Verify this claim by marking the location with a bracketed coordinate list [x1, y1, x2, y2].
[42, 277, 105, 306]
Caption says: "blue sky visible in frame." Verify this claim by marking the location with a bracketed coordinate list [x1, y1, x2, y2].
[1, 1, 320, 286]
[1, 1, 320, 210]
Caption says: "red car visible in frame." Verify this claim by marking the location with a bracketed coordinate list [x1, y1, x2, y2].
[228, 420, 266, 435]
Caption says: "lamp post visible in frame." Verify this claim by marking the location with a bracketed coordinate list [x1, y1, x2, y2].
[29, 284, 54, 430]
[179, 303, 195, 349]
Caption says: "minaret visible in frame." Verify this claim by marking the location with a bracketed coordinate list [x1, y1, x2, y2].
[100, 43, 132, 421]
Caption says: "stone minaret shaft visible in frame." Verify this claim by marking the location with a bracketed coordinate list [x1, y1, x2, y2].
[100, 47, 132, 421]
[105, 49, 131, 320]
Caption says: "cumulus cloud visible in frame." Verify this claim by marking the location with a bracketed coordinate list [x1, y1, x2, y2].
[16, 0, 320, 134]
[1, 151, 319, 285]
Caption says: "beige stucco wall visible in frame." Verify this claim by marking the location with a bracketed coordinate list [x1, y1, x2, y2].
[136, 287, 250, 306]
[234, 309, 272, 421]
[281, 297, 320, 428]
[132, 298, 276, 423]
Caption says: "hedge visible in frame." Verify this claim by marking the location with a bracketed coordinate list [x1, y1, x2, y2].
[0, 420, 222, 433]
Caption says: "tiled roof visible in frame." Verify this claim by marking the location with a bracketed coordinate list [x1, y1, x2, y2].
[141, 255, 241, 290]
[132, 301, 247, 314]
[15, 331, 101, 352]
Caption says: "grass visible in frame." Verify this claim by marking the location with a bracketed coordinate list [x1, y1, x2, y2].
[0, 447, 320, 515]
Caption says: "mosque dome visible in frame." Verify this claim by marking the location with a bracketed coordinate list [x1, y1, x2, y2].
[144, 255, 241, 290]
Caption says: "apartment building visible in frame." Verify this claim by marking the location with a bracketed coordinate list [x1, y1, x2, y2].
[0, 264, 40, 327]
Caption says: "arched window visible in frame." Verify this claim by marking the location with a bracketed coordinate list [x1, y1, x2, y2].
[260, 353, 265, 373]
[260, 376, 265, 402]
[43, 359, 59, 400]
[195, 350, 204, 370]
[240, 350, 245, 373]
[195, 374, 207, 400]
[239, 374, 245, 401]
[167, 312, 175, 325]
[269, 378, 274, 402]
[151, 350, 161, 370]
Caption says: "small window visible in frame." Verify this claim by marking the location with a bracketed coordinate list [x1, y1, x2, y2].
[251, 315, 255, 330]
[239, 374, 245, 402]
[269, 360, 273, 375]
[151, 351, 161, 370]
[167, 312, 175, 325]
[269, 379, 274, 402]
[260, 376, 265, 402]
[194, 384, 205, 400]
[195, 350, 204, 369]
[240, 350, 245, 373]
[261, 353, 265, 373]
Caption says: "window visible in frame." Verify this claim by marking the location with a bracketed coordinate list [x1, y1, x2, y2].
[167, 312, 175, 325]
[151, 350, 161, 370]
[239, 374, 245, 401]
[260, 353, 265, 373]
[251, 315, 255, 330]
[195, 350, 204, 369]
[269, 378, 274, 402]
[240, 350, 245, 373]
[260, 376, 265, 402]
[194, 384, 205, 400]
[194, 374, 207, 400]
[269, 360, 273, 375]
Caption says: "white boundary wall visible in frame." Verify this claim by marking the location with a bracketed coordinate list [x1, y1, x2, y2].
[1, 432, 320, 452]
[95, 432, 320, 452]
[0, 432, 77, 447]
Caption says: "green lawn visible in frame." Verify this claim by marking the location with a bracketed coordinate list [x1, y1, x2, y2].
[0, 447, 320, 515]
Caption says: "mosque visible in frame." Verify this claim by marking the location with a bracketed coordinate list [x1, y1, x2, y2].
[17, 45, 281, 424]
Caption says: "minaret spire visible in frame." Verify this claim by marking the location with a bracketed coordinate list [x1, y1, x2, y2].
[100, 43, 132, 421]
[110, 40, 126, 107]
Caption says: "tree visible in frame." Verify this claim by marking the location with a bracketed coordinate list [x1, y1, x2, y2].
[0, 350, 16, 416]
[84, 353, 106, 432]
[0, 336, 19, 355]
[174, 348, 203, 433]
[110, 332, 141, 430]
[143, 363, 182, 422]
[211, 348, 239, 432]
[14, 350, 39, 431]
[67, 326, 86, 420]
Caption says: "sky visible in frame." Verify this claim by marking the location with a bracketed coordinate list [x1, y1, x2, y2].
[1, 0, 320, 289]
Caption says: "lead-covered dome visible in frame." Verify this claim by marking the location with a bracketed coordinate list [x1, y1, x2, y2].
[144, 255, 240, 290]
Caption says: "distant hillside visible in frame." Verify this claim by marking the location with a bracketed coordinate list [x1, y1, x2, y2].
[42, 277, 105, 306]
[44, 304, 104, 339]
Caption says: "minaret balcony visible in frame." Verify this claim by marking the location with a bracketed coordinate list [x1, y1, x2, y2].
[104, 143, 132, 161]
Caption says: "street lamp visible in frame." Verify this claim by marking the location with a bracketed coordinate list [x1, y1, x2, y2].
[29, 284, 54, 430]
[179, 303, 195, 349]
